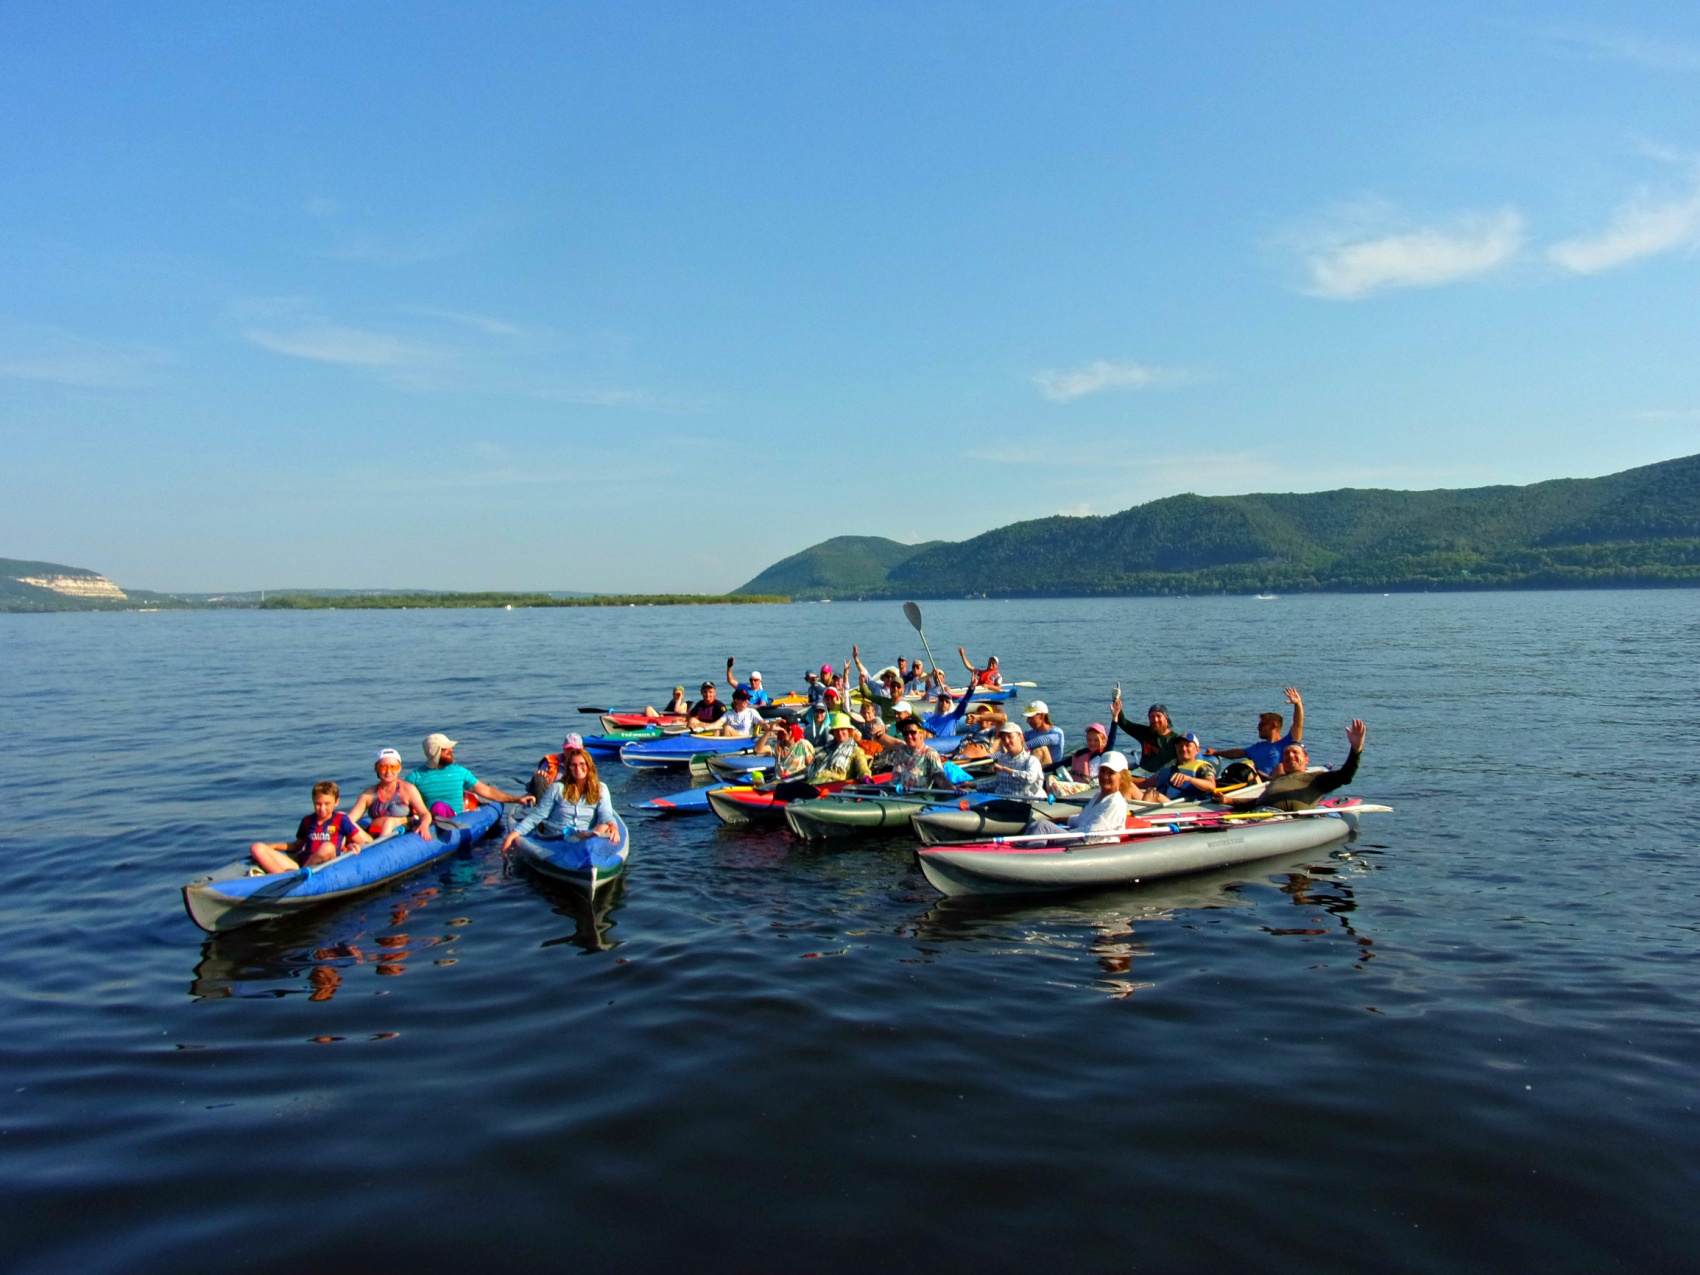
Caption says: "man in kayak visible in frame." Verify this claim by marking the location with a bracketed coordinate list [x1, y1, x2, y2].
[1205, 687, 1305, 777]
[958, 647, 1003, 689]
[920, 685, 976, 738]
[987, 720, 1045, 798]
[348, 749, 435, 839]
[687, 681, 726, 728]
[887, 714, 958, 791]
[407, 734, 533, 817]
[803, 669, 824, 707]
[803, 697, 835, 748]
[1113, 691, 1186, 773]
[1065, 722, 1121, 779]
[250, 780, 373, 874]
[725, 658, 772, 707]
[717, 687, 764, 737]
[1023, 751, 1135, 843]
[1131, 733, 1218, 804]
[850, 646, 908, 724]
[1020, 701, 1065, 769]
[1221, 720, 1367, 811]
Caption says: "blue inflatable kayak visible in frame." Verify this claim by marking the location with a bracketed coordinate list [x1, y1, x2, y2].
[182, 801, 504, 932]
[621, 734, 759, 770]
[510, 814, 630, 894]
[636, 783, 730, 814]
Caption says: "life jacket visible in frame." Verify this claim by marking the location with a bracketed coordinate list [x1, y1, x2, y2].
[535, 752, 567, 785]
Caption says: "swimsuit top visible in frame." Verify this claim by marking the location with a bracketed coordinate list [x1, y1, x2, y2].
[369, 781, 411, 819]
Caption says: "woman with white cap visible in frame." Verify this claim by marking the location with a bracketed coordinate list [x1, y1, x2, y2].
[989, 720, 1045, 798]
[1020, 701, 1065, 769]
[348, 749, 435, 839]
[406, 733, 533, 818]
[1024, 751, 1133, 842]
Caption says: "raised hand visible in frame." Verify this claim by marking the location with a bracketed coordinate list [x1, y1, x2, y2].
[1345, 719, 1367, 750]
[1284, 686, 1302, 705]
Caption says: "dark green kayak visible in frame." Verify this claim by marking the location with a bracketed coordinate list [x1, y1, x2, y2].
[783, 788, 960, 840]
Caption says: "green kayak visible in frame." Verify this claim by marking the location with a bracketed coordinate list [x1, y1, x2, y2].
[783, 788, 961, 841]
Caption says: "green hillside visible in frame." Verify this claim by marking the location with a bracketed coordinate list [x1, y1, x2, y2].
[735, 536, 944, 599]
[749, 454, 1700, 598]
[0, 557, 139, 612]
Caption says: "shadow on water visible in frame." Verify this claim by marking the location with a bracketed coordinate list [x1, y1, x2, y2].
[521, 875, 627, 954]
[187, 857, 490, 1001]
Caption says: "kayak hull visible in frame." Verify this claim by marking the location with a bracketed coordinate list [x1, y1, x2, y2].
[511, 815, 631, 894]
[784, 791, 945, 840]
[917, 813, 1352, 898]
[182, 801, 504, 933]
[621, 735, 757, 770]
[706, 786, 789, 827]
[911, 795, 1091, 845]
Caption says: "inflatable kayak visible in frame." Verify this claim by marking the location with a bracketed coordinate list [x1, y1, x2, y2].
[620, 734, 761, 770]
[910, 793, 1094, 844]
[582, 727, 665, 753]
[600, 712, 687, 733]
[784, 787, 964, 840]
[636, 784, 730, 814]
[916, 801, 1390, 897]
[182, 801, 504, 933]
[704, 775, 875, 827]
[509, 814, 630, 894]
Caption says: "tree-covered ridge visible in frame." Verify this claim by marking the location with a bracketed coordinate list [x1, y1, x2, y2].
[736, 536, 945, 598]
[756, 453, 1700, 597]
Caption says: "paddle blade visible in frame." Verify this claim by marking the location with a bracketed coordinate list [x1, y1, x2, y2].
[576, 706, 612, 714]
[903, 601, 924, 632]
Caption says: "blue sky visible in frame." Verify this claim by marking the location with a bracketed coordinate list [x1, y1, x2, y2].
[3, 2, 1699, 592]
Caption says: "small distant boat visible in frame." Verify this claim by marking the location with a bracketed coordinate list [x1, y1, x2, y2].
[1255, 593, 1276, 600]
[504, 604, 512, 610]
[509, 814, 631, 895]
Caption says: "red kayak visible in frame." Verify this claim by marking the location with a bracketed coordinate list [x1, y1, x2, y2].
[601, 712, 687, 732]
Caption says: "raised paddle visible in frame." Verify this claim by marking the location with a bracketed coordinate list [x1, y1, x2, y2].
[576, 705, 612, 714]
[902, 602, 940, 675]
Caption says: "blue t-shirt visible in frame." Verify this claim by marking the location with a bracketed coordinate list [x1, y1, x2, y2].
[735, 682, 771, 706]
[406, 763, 479, 812]
[1242, 734, 1296, 775]
[1025, 726, 1065, 765]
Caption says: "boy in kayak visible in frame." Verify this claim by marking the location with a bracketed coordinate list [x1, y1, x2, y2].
[716, 687, 763, 737]
[1131, 734, 1218, 804]
[1221, 720, 1366, 811]
[348, 749, 434, 839]
[688, 682, 726, 728]
[1112, 691, 1186, 773]
[407, 733, 533, 817]
[1205, 687, 1305, 777]
[250, 781, 372, 874]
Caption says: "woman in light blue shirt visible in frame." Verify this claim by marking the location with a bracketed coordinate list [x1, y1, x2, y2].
[502, 749, 620, 849]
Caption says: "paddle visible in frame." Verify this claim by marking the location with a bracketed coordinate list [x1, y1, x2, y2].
[972, 803, 1395, 847]
[902, 602, 940, 675]
[577, 705, 611, 714]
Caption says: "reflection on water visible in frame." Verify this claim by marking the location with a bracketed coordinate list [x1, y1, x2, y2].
[909, 843, 1381, 999]
[530, 878, 626, 954]
[188, 871, 481, 1001]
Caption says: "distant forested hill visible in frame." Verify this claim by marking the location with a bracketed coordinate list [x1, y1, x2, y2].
[744, 454, 1700, 598]
[736, 536, 945, 599]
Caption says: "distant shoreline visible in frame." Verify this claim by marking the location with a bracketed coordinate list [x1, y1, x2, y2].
[0, 591, 792, 614]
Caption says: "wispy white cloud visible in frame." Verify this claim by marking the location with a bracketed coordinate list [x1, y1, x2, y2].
[1548, 170, 1700, 274]
[0, 320, 169, 387]
[405, 306, 524, 336]
[1294, 205, 1525, 299]
[245, 324, 433, 368]
[1544, 25, 1700, 72]
[1033, 360, 1185, 402]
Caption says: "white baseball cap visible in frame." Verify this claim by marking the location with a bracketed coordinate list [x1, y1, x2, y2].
[1099, 750, 1129, 773]
[1023, 700, 1049, 717]
[892, 700, 913, 715]
[749, 670, 762, 680]
[997, 720, 1025, 738]
[375, 748, 403, 764]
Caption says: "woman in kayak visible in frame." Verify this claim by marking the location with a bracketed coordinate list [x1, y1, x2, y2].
[348, 749, 434, 839]
[502, 748, 621, 851]
[1020, 701, 1065, 769]
[753, 720, 814, 780]
[958, 647, 1003, 689]
[771, 713, 874, 799]
[250, 781, 373, 874]
[988, 721, 1045, 798]
[1220, 720, 1366, 811]
[888, 715, 957, 791]
[1024, 751, 1135, 843]
[406, 733, 533, 817]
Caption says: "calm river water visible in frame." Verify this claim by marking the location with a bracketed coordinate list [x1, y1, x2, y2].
[3, 593, 1699, 1272]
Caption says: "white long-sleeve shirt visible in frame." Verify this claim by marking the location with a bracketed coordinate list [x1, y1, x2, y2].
[1066, 790, 1129, 839]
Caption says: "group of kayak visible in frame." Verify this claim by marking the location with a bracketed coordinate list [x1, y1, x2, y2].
[181, 625, 1387, 931]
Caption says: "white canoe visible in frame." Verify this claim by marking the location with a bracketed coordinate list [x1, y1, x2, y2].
[916, 803, 1387, 898]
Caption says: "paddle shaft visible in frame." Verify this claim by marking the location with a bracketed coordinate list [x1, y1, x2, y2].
[981, 803, 1390, 847]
